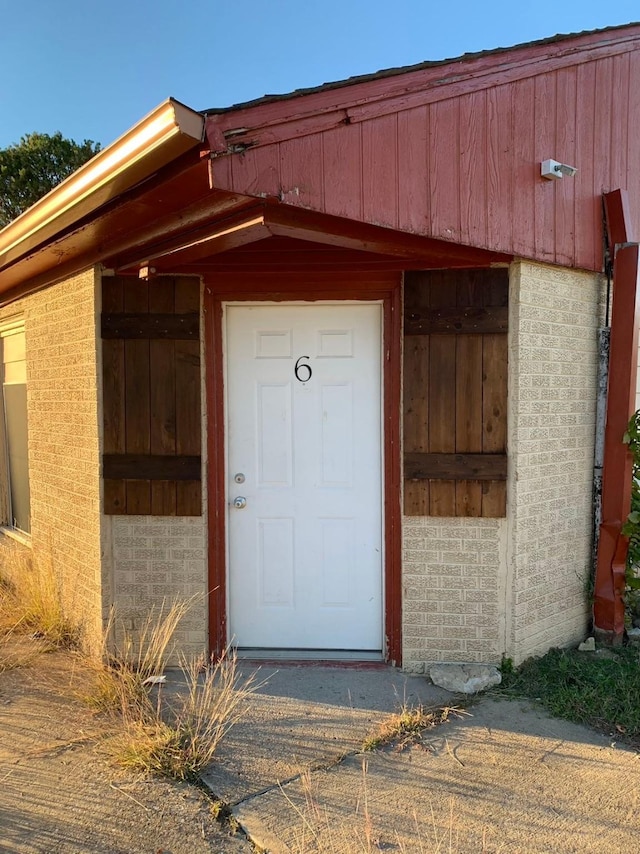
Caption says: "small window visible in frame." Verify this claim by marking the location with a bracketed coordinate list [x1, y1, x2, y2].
[0, 320, 30, 534]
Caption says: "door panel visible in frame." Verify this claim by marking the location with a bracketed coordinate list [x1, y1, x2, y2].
[226, 303, 383, 651]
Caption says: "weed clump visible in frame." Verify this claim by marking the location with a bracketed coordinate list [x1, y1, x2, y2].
[362, 704, 459, 752]
[91, 600, 259, 781]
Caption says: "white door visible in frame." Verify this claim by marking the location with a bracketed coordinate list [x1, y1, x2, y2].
[226, 303, 383, 653]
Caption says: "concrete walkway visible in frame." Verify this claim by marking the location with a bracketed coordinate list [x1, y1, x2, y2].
[200, 664, 640, 854]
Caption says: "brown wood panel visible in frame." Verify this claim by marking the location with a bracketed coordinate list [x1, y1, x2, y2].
[104, 480, 126, 514]
[455, 335, 483, 515]
[405, 453, 507, 481]
[102, 313, 199, 339]
[482, 335, 508, 453]
[482, 333, 508, 516]
[403, 334, 429, 515]
[403, 337, 429, 452]
[102, 278, 126, 512]
[403, 269, 508, 518]
[455, 271, 484, 513]
[405, 305, 508, 334]
[152, 482, 177, 516]
[123, 280, 150, 513]
[427, 274, 456, 514]
[103, 454, 200, 480]
[486, 272, 509, 307]
[481, 481, 507, 517]
[150, 279, 177, 514]
[428, 334, 456, 514]
[175, 279, 201, 515]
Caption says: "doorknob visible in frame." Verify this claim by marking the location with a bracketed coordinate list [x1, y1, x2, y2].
[233, 496, 247, 509]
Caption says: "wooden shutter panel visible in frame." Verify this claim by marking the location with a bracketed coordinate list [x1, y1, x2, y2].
[403, 269, 508, 518]
[102, 275, 202, 516]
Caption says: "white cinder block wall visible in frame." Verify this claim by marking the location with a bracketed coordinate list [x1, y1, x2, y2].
[507, 261, 605, 663]
[402, 518, 507, 672]
[0, 268, 104, 652]
[402, 261, 605, 672]
[102, 515, 208, 657]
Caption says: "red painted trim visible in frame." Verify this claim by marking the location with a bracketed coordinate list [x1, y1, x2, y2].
[204, 296, 227, 655]
[204, 272, 403, 665]
[594, 190, 640, 638]
[383, 282, 403, 665]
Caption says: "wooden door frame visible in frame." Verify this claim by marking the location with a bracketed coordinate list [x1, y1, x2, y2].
[204, 272, 402, 665]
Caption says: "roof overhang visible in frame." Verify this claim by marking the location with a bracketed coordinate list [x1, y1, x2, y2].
[0, 99, 204, 275]
[109, 201, 512, 275]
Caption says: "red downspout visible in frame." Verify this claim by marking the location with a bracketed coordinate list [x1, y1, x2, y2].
[593, 189, 640, 640]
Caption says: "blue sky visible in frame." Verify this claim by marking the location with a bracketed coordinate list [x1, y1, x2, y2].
[0, 1, 638, 149]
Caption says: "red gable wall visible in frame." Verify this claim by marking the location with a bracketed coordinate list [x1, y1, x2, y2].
[208, 26, 640, 273]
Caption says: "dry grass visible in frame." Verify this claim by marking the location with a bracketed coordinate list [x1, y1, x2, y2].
[281, 761, 484, 854]
[362, 704, 460, 752]
[109, 650, 259, 781]
[89, 600, 260, 782]
[0, 544, 80, 669]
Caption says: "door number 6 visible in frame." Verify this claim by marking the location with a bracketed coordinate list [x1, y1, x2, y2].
[294, 355, 312, 384]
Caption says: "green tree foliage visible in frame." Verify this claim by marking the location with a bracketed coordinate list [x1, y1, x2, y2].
[0, 132, 101, 227]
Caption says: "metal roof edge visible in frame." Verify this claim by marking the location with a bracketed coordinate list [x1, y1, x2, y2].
[0, 98, 204, 275]
[203, 22, 640, 116]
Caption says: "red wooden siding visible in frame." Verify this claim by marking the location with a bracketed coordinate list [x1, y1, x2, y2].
[102, 276, 202, 516]
[209, 32, 640, 273]
[403, 269, 508, 518]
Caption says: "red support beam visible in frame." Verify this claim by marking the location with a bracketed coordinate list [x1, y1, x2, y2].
[594, 189, 640, 639]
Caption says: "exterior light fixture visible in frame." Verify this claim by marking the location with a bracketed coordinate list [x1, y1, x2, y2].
[541, 159, 578, 180]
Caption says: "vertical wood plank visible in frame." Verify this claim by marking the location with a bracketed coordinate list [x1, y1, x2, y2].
[102, 277, 126, 513]
[574, 61, 598, 272]
[397, 106, 429, 234]
[429, 99, 460, 241]
[362, 114, 398, 229]
[626, 52, 640, 230]
[426, 273, 456, 515]
[230, 143, 281, 197]
[459, 90, 487, 248]
[428, 342, 456, 516]
[175, 278, 202, 515]
[149, 279, 177, 515]
[486, 271, 509, 307]
[280, 135, 324, 210]
[554, 67, 577, 267]
[124, 280, 151, 514]
[610, 52, 630, 193]
[512, 77, 536, 259]
[482, 333, 508, 516]
[533, 72, 556, 263]
[322, 123, 363, 220]
[455, 335, 483, 515]
[403, 335, 430, 515]
[487, 83, 514, 252]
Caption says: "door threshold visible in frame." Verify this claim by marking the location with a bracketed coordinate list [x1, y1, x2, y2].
[235, 647, 383, 662]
